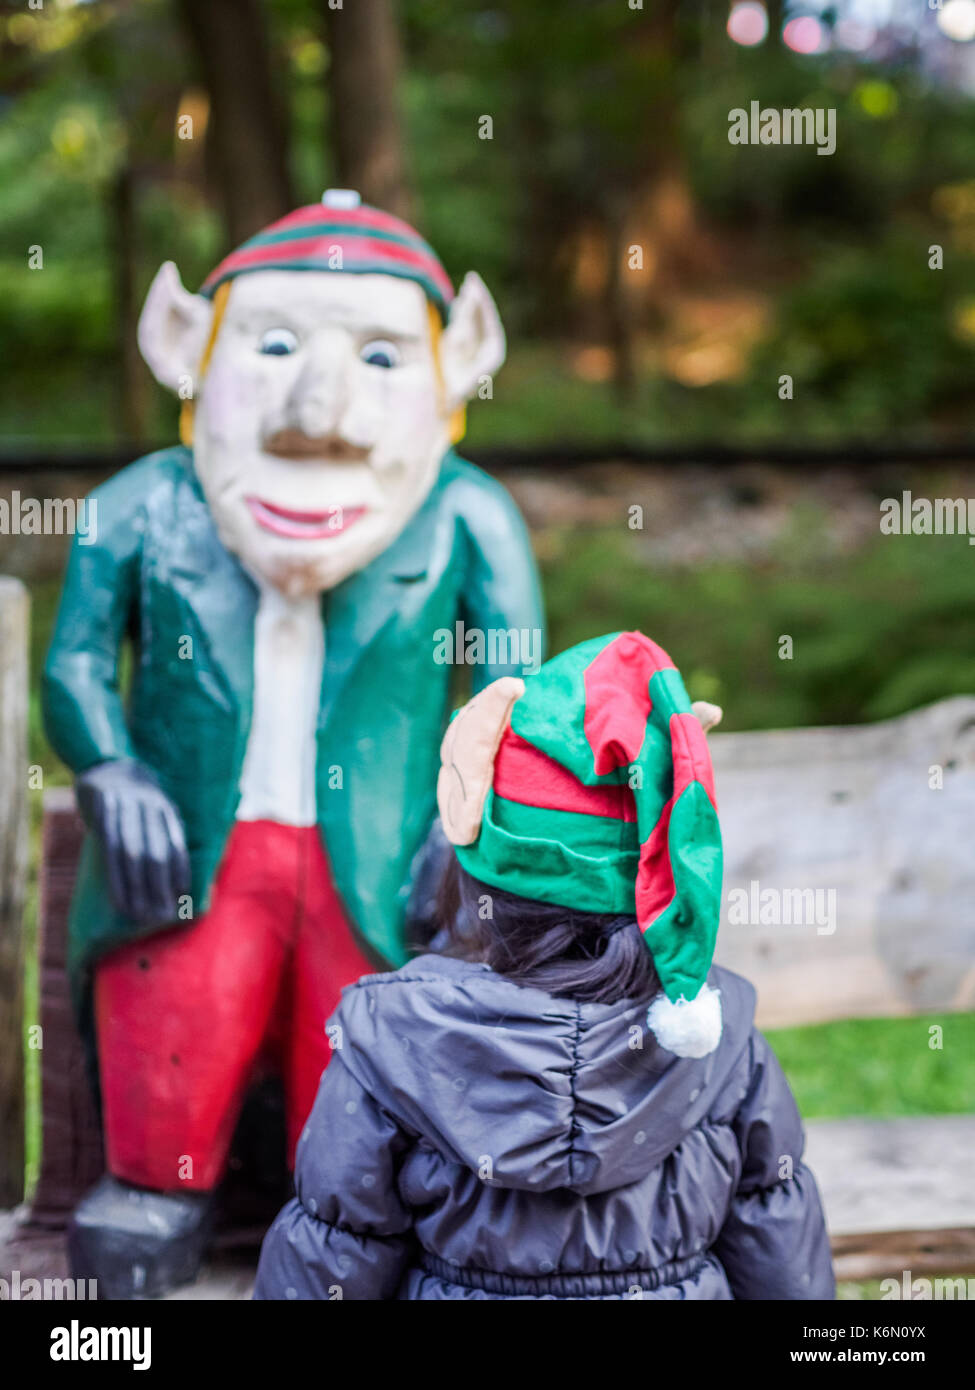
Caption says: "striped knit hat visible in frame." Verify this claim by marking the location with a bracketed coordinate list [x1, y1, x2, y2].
[199, 189, 455, 319]
[440, 631, 724, 1057]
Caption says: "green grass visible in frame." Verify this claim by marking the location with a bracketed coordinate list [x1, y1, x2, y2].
[768, 1014, 975, 1119]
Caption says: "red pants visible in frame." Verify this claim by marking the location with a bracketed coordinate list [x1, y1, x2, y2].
[94, 820, 377, 1193]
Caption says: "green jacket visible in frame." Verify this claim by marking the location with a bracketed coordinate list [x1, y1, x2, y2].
[43, 445, 544, 1030]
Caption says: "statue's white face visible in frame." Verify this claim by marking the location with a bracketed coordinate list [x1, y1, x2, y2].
[192, 271, 449, 597]
[139, 253, 505, 597]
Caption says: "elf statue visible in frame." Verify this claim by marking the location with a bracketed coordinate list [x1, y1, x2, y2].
[43, 190, 544, 1298]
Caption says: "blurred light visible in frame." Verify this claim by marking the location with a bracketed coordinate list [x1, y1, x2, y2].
[7, 14, 37, 43]
[783, 16, 825, 53]
[932, 179, 975, 225]
[665, 342, 745, 388]
[834, 19, 877, 52]
[727, 2, 769, 46]
[174, 88, 210, 160]
[952, 299, 975, 343]
[51, 114, 89, 162]
[573, 347, 614, 383]
[854, 79, 898, 116]
[938, 0, 975, 41]
[293, 38, 326, 77]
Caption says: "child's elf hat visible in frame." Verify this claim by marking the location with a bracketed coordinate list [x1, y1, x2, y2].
[198, 189, 455, 319]
[437, 631, 725, 1058]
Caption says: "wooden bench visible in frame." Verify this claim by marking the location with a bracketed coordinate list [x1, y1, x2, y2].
[712, 697, 975, 1281]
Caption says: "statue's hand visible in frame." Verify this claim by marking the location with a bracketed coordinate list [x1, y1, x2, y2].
[76, 759, 190, 927]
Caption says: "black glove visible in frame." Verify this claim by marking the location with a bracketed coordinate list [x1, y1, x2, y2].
[75, 759, 190, 927]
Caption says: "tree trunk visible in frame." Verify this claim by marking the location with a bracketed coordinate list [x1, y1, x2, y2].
[0, 578, 29, 1208]
[606, 202, 639, 403]
[766, 0, 785, 45]
[109, 166, 149, 444]
[322, 0, 413, 220]
[177, 0, 293, 244]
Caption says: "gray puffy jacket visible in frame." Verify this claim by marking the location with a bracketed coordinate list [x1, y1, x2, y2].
[254, 954, 835, 1300]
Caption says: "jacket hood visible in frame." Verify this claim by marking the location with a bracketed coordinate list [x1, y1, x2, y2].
[333, 955, 757, 1197]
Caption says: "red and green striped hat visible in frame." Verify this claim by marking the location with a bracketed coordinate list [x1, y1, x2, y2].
[456, 631, 725, 1056]
[199, 190, 455, 319]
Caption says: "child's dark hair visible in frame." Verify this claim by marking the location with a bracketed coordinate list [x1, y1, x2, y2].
[437, 856, 658, 1006]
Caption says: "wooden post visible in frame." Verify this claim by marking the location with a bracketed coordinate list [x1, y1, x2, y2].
[0, 576, 29, 1207]
[29, 788, 103, 1226]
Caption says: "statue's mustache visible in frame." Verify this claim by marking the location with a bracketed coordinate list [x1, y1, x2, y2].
[260, 429, 371, 462]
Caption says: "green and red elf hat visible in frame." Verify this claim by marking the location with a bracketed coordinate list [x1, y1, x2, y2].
[441, 631, 724, 1058]
[198, 189, 454, 319]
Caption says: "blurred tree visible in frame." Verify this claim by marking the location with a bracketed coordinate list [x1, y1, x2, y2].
[322, 0, 412, 218]
[176, 0, 293, 242]
[767, 0, 785, 46]
[490, 0, 716, 399]
[109, 160, 149, 439]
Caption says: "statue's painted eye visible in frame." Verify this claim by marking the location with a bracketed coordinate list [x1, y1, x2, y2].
[360, 339, 401, 369]
[258, 328, 298, 356]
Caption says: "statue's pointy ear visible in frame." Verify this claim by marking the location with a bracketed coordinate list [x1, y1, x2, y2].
[137, 261, 214, 394]
[438, 271, 506, 410]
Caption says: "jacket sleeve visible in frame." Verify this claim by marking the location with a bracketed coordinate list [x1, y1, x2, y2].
[714, 1030, 835, 1300]
[42, 468, 145, 772]
[455, 466, 546, 687]
[253, 1046, 416, 1301]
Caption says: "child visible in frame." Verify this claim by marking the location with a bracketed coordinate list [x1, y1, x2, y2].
[254, 631, 835, 1300]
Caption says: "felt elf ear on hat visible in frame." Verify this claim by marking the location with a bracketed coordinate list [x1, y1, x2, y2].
[437, 631, 725, 1059]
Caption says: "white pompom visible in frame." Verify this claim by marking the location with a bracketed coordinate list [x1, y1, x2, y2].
[646, 984, 722, 1059]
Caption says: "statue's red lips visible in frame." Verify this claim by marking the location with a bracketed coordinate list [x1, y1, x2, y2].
[245, 497, 367, 540]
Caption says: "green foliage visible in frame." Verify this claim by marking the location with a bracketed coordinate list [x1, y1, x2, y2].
[746, 238, 975, 441]
[540, 518, 975, 731]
